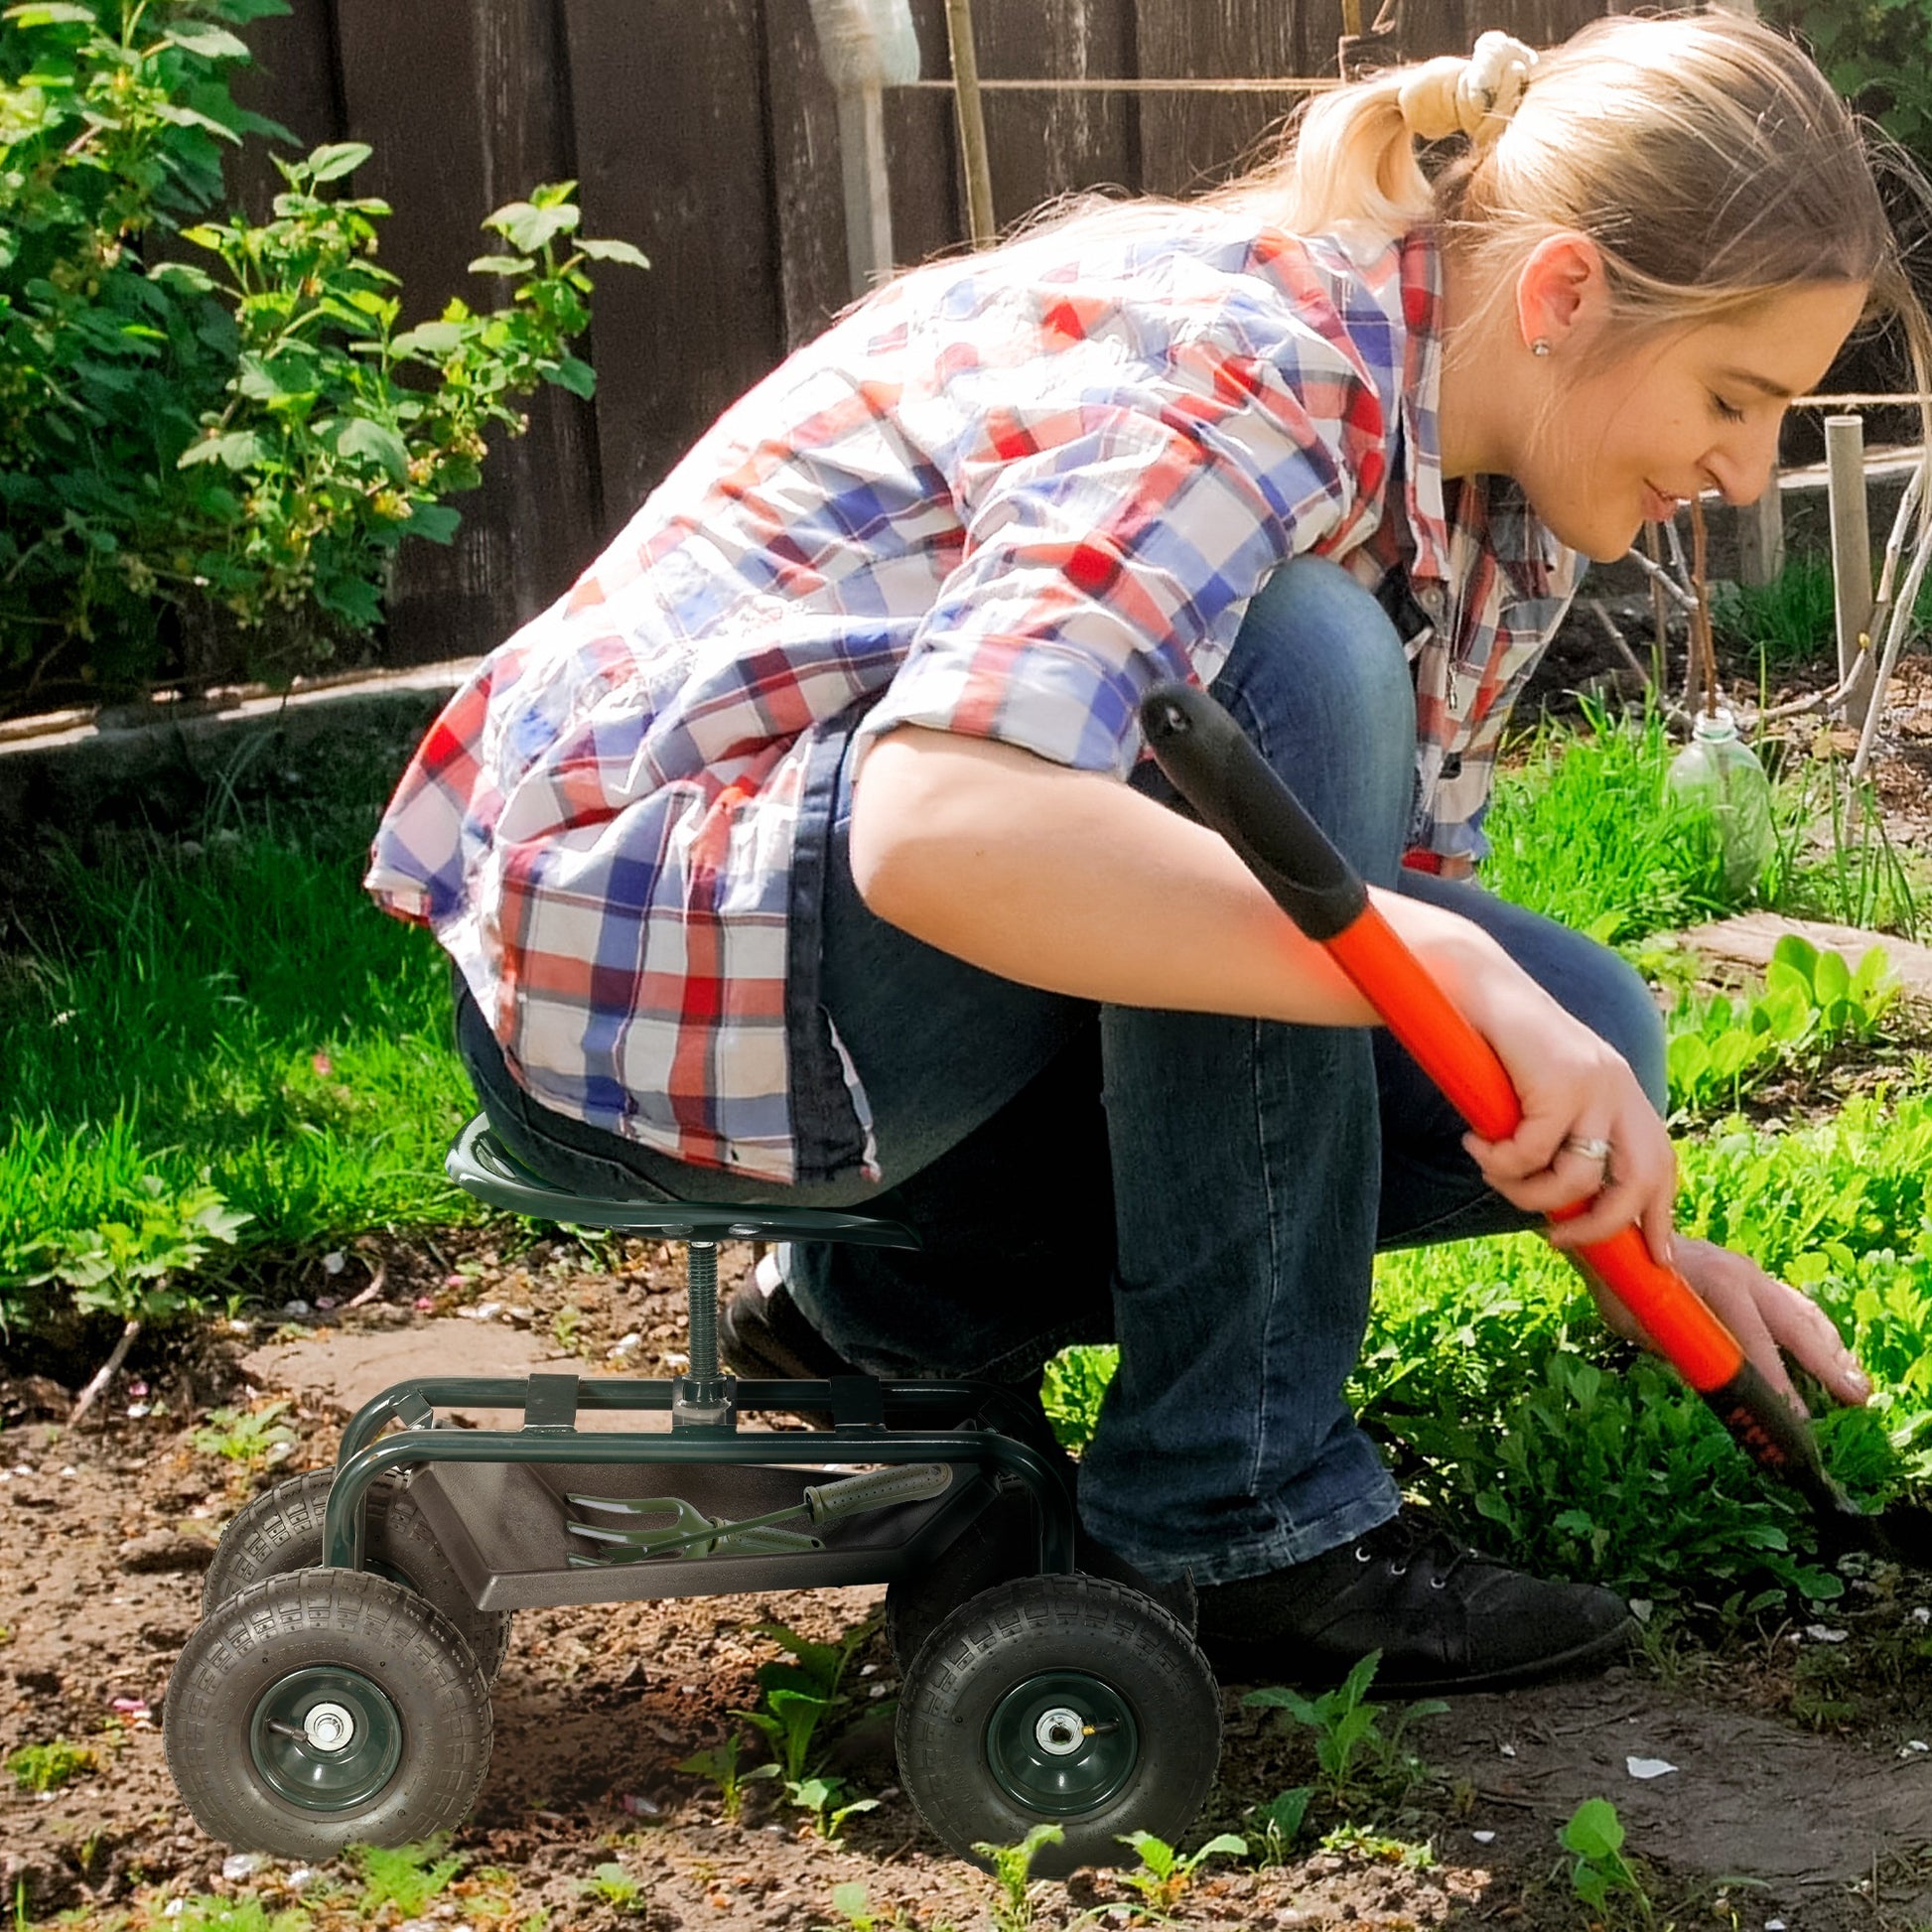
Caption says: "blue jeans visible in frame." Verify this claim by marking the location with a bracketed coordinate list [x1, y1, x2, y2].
[457, 558, 1666, 1587]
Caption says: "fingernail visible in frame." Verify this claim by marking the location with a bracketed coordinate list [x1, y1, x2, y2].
[1848, 1368, 1872, 1401]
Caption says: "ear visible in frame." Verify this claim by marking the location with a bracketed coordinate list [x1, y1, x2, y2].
[1515, 233, 1606, 353]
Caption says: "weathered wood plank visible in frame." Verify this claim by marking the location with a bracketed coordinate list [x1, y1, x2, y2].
[226, 1, 345, 214]
[971, 0, 1138, 223]
[1134, 1, 1318, 204]
[563, 0, 787, 523]
[335, 0, 599, 663]
[1681, 912, 1932, 1006]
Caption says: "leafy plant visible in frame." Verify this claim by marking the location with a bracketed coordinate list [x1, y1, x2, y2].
[5, 1737, 94, 1792]
[1560, 1798, 1654, 1925]
[1243, 1651, 1445, 1812]
[0, 0, 645, 704]
[169, 157, 646, 643]
[734, 1615, 878, 1786]
[675, 1734, 752, 1823]
[1456, 1352, 1843, 1608]
[174, 1899, 311, 1932]
[578, 1862, 648, 1913]
[33, 1171, 248, 1422]
[816, 1883, 913, 1932]
[970, 1824, 1063, 1932]
[1663, 936, 1896, 1120]
[1247, 1785, 1314, 1865]
[1319, 1823, 1437, 1867]
[786, 1772, 878, 1841]
[192, 1397, 295, 1464]
[1709, 554, 1836, 666]
[350, 1837, 463, 1916]
[1040, 1342, 1118, 1451]
[1114, 1830, 1246, 1917]
[1760, 0, 1932, 158]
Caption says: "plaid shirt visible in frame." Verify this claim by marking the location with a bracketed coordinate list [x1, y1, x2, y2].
[366, 212, 1586, 1186]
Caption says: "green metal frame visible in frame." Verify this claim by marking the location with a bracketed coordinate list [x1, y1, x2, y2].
[324, 1375, 1075, 1577]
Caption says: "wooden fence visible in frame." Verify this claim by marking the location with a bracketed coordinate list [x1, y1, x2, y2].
[232, 0, 1613, 667]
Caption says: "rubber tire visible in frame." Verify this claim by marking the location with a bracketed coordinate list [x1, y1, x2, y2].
[203, 1468, 512, 1683]
[895, 1573, 1221, 1875]
[165, 1568, 491, 1860]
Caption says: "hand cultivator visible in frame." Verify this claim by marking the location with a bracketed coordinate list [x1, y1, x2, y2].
[163, 681, 1923, 1872]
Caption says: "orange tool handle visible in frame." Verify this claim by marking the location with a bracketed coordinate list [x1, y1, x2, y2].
[1139, 681, 1832, 1489]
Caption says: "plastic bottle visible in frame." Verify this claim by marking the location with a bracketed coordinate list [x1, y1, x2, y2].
[1667, 705, 1775, 898]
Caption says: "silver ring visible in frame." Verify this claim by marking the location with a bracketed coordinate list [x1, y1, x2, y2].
[1562, 1135, 1612, 1165]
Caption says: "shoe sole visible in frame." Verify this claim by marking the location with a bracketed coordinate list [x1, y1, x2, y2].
[1201, 1611, 1638, 1697]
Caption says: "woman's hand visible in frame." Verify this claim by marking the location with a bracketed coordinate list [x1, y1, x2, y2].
[1449, 965, 1678, 1264]
[1586, 1235, 1872, 1417]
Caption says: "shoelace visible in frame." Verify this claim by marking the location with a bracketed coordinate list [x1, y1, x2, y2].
[1352, 1514, 1482, 1587]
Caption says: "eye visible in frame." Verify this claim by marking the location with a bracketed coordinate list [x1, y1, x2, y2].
[1711, 393, 1747, 425]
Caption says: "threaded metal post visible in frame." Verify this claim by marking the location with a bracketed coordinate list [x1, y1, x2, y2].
[686, 1241, 720, 1382]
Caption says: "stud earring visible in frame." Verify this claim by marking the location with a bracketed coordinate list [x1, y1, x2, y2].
[1531, 338, 1552, 358]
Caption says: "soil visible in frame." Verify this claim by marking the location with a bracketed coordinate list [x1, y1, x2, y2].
[5, 624, 1932, 1932]
[5, 1225, 1932, 1932]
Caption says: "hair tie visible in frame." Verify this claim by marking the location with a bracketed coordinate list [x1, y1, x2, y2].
[1397, 31, 1538, 143]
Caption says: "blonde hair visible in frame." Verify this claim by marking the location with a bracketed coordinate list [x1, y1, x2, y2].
[1212, 11, 1931, 435]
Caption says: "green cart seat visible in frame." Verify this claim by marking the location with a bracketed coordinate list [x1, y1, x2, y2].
[445, 1113, 919, 1250]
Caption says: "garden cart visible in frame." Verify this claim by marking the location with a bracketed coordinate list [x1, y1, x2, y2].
[163, 1127, 1221, 1871]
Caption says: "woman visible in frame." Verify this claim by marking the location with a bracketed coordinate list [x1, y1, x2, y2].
[368, 12, 1916, 1692]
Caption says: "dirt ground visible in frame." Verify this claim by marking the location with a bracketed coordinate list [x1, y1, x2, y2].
[5, 1223, 1932, 1932]
[7, 623, 1932, 1929]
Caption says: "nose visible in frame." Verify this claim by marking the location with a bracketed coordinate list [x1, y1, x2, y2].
[1705, 421, 1784, 506]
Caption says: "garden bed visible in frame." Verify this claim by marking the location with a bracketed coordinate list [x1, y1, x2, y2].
[5, 617, 1932, 1931]
[5, 1235, 1932, 1932]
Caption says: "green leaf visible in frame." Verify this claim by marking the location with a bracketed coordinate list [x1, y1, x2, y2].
[390, 321, 469, 358]
[1192, 1834, 1248, 1862]
[153, 101, 241, 142]
[147, 260, 216, 294]
[483, 199, 581, 255]
[165, 22, 251, 59]
[1, 4, 97, 25]
[1561, 1797, 1625, 1861]
[305, 141, 373, 184]
[404, 501, 461, 544]
[468, 254, 535, 278]
[578, 236, 651, 270]
[335, 418, 410, 482]
[178, 430, 267, 471]
[552, 355, 596, 399]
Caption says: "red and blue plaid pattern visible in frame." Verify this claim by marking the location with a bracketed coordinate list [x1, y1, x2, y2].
[366, 213, 1586, 1184]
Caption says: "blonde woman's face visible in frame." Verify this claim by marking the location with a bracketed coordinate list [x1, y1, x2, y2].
[1525, 281, 1867, 563]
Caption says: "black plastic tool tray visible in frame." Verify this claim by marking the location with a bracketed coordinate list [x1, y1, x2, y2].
[406, 1455, 997, 1611]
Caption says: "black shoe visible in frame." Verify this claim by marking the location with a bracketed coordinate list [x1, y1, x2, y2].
[719, 1264, 859, 1382]
[1195, 1511, 1635, 1695]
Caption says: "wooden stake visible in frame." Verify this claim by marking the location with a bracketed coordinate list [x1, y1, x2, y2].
[69, 1316, 141, 1428]
[943, 0, 996, 246]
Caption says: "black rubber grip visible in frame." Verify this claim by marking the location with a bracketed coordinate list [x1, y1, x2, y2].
[1701, 1361, 1836, 1493]
[1139, 682, 1368, 942]
[803, 1462, 953, 1527]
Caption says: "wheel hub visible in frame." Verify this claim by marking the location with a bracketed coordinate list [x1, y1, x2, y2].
[987, 1670, 1139, 1816]
[302, 1701, 355, 1750]
[249, 1665, 402, 1813]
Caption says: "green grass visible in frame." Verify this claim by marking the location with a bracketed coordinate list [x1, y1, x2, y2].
[1483, 697, 1924, 940]
[1481, 700, 1740, 943]
[0, 804, 476, 1319]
